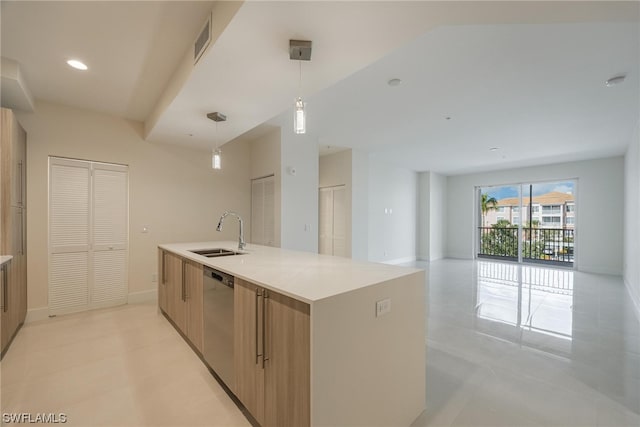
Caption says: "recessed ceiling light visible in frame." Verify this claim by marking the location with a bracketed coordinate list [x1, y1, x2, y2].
[489, 147, 500, 152]
[66, 59, 88, 71]
[605, 74, 626, 87]
[387, 78, 402, 87]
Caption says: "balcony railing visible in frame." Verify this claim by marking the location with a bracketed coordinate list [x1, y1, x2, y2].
[478, 227, 574, 265]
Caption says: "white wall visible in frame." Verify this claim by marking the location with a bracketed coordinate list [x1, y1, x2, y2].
[429, 172, 447, 261]
[319, 150, 352, 257]
[280, 127, 318, 253]
[368, 155, 417, 263]
[417, 172, 430, 260]
[624, 123, 640, 317]
[447, 156, 625, 275]
[417, 171, 447, 261]
[250, 128, 281, 247]
[351, 149, 369, 261]
[18, 101, 251, 317]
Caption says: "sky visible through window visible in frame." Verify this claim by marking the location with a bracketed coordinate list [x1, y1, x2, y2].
[484, 181, 574, 200]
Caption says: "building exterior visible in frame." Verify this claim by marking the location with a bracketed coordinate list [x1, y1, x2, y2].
[484, 191, 575, 229]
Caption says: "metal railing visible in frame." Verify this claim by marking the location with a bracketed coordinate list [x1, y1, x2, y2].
[478, 227, 574, 265]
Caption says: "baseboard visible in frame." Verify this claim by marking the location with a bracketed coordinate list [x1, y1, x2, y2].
[578, 265, 623, 276]
[624, 277, 640, 323]
[25, 307, 49, 324]
[446, 252, 473, 260]
[128, 289, 157, 304]
[25, 291, 156, 324]
[383, 256, 417, 265]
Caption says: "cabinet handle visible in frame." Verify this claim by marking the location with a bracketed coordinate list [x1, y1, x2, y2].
[161, 253, 166, 285]
[18, 161, 23, 206]
[255, 288, 262, 364]
[1, 265, 5, 312]
[2, 265, 7, 313]
[262, 290, 269, 368]
[19, 208, 24, 255]
[181, 263, 186, 301]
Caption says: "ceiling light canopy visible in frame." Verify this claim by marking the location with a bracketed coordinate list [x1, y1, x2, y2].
[388, 78, 402, 87]
[66, 59, 88, 71]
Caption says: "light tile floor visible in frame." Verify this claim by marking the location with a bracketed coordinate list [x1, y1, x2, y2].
[410, 259, 640, 427]
[1, 259, 639, 426]
[0, 302, 250, 426]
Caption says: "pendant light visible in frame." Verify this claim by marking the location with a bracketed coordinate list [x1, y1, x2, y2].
[289, 40, 312, 134]
[207, 112, 227, 170]
[212, 148, 222, 170]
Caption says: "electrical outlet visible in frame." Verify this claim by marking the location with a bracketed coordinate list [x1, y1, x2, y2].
[151, 273, 158, 283]
[376, 298, 391, 317]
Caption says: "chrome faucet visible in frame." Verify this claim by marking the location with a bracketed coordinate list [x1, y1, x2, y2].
[216, 211, 246, 250]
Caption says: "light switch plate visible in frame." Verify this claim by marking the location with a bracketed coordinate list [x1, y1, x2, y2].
[376, 298, 391, 317]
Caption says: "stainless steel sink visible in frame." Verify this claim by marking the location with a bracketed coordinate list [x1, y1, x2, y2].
[189, 248, 243, 258]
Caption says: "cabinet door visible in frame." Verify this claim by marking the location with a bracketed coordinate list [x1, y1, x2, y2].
[158, 250, 167, 312]
[1, 262, 11, 353]
[165, 252, 186, 333]
[234, 279, 265, 424]
[264, 290, 310, 427]
[185, 260, 203, 353]
[10, 207, 24, 331]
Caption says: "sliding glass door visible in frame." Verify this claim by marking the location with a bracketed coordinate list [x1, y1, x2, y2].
[477, 180, 576, 267]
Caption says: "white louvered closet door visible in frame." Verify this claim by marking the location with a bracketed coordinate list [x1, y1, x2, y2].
[49, 159, 91, 315]
[91, 163, 128, 308]
[49, 158, 129, 316]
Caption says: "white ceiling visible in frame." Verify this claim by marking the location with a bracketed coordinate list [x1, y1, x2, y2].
[1, 1, 638, 175]
[1, 1, 214, 121]
[304, 22, 640, 174]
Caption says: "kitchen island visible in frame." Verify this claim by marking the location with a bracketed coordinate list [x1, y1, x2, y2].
[158, 241, 425, 427]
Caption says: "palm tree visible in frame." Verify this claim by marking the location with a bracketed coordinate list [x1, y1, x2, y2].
[481, 194, 498, 227]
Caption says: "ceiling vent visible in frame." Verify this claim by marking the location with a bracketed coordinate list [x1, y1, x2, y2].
[194, 13, 212, 65]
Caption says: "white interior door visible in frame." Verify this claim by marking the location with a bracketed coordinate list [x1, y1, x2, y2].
[91, 163, 128, 308]
[49, 157, 128, 315]
[318, 185, 347, 257]
[251, 175, 275, 246]
[318, 188, 332, 255]
[49, 159, 91, 314]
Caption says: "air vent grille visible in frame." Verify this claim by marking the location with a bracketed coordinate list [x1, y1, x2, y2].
[194, 15, 211, 64]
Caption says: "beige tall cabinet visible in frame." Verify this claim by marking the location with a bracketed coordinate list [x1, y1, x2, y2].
[234, 278, 310, 427]
[1, 108, 28, 357]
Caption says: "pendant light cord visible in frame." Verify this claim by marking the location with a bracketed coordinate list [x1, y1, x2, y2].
[298, 54, 302, 95]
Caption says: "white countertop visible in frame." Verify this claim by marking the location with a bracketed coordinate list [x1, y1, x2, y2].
[159, 241, 422, 303]
[0, 255, 13, 266]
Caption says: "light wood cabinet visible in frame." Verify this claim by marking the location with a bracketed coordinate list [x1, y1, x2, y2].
[1, 261, 12, 352]
[184, 259, 203, 352]
[164, 251, 186, 332]
[158, 250, 167, 312]
[234, 278, 310, 427]
[158, 251, 203, 353]
[1, 108, 27, 358]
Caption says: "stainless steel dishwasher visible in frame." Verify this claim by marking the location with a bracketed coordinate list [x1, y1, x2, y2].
[203, 266, 234, 388]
